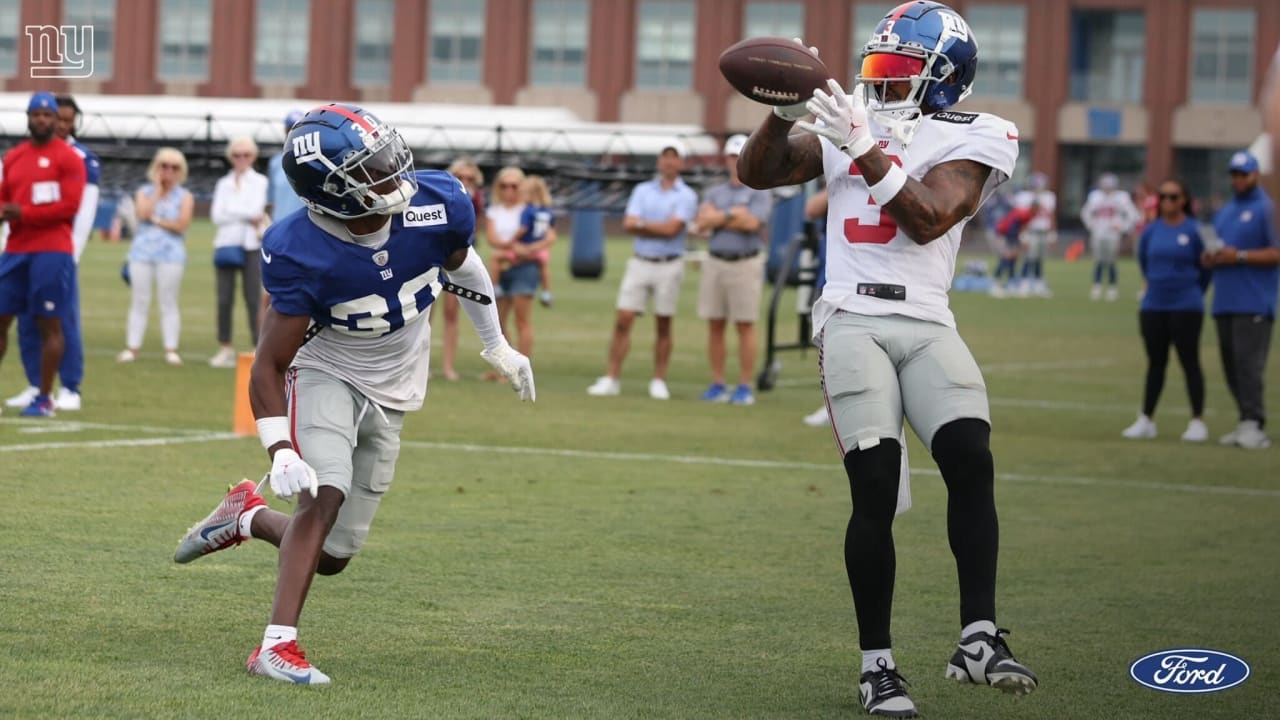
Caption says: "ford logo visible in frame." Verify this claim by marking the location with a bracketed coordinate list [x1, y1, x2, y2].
[1130, 648, 1250, 694]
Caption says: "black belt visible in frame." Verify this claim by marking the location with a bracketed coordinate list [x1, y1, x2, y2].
[635, 254, 682, 263]
[709, 250, 760, 262]
[857, 283, 906, 301]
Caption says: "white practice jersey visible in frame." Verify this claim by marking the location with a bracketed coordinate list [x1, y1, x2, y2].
[1081, 189, 1140, 240]
[1013, 190, 1055, 232]
[815, 109, 1018, 331]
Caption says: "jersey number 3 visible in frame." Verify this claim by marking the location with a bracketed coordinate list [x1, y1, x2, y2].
[844, 155, 903, 244]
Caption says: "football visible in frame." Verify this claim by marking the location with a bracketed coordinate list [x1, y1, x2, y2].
[718, 36, 831, 107]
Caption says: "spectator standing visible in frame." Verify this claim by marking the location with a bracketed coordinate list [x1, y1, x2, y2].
[492, 175, 556, 360]
[267, 110, 305, 222]
[1081, 173, 1140, 301]
[5, 94, 98, 411]
[209, 136, 268, 367]
[436, 157, 486, 381]
[1121, 179, 1210, 442]
[0, 92, 87, 417]
[1203, 151, 1278, 449]
[484, 166, 527, 379]
[118, 148, 193, 366]
[693, 134, 773, 406]
[586, 142, 698, 399]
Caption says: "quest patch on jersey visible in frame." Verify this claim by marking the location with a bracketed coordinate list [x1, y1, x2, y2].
[933, 111, 978, 125]
[403, 204, 448, 227]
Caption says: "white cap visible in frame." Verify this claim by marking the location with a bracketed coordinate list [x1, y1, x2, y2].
[723, 134, 748, 156]
[660, 139, 687, 159]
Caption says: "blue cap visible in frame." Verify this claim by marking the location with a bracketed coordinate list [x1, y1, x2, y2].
[1228, 150, 1259, 174]
[27, 91, 57, 113]
[284, 110, 304, 130]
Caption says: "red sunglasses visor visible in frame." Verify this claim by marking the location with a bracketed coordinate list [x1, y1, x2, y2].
[860, 53, 925, 80]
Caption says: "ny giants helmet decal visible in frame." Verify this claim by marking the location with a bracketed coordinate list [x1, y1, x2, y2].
[283, 104, 417, 220]
[856, 1, 979, 146]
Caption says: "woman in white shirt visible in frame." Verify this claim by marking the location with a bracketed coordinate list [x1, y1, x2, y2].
[483, 166, 526, 380]
[209, 136, 268, 368]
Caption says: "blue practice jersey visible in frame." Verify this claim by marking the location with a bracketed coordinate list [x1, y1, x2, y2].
[519, 204, 554, 244]
[260, 169, 475, 411]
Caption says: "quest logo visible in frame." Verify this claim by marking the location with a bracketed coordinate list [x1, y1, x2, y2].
[1129, 648, 1250, 694]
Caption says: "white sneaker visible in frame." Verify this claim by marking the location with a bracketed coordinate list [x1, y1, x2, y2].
[1235, 420, 1272, 450]
[116, 349, 138, 363]
[803, 406, 830, 427]
[164, 350, 183, 366]
[1089, 284, 1102, 301]
[1105, 286, 1119, 302]
[1121, 414, 1157, 439]
[1219, 422, 1244, 446]
[53, 387, 81, 411]
[1034, 281, 1052, 298]
[5, 386, 38, 408]
[247, 640, 331, 685]
[209, 346, 237, 368]
[1180, 418, 1208, 443]
[648, 378, 670, 400]
[586, 376, 620, 396]
[988, 284, 1006, 299]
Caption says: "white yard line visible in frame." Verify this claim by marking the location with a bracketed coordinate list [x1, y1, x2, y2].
[1, 419, 1272, 499]
[0, 417, 221, 436]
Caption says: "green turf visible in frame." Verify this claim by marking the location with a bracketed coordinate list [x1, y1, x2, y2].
[1, 222, 1277, 719]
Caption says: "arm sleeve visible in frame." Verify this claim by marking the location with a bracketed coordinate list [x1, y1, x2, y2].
[21, 150, 86, 224]
[446, 246, 505, 351]
[71, 183, 99, 262]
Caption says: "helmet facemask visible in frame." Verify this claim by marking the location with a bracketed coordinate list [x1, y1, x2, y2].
[317, 124, 417, 219]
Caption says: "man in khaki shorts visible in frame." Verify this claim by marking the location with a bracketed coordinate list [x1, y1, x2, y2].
[587, 141, 698, 399]
[693, 134, 773, 405]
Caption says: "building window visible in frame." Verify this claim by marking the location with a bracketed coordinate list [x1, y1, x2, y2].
[429, 0, 485, 84]
[158, 0, 210, 81]
[635, 0, 694, 89]
[850, 3, 894, 82]
[530, 0, 588, 87]
[255, 0, 310, 84]
[1190, 9, 1255, 105]
[353, 0, 394, 85]
[64, 0, 114, 79]
[0, 0, 17, 75]
[744, 1, 803, 40]
[1175, 147, 1241, 219]
[1069, 10, 1144, 103]
[966, 4, 1024, 99]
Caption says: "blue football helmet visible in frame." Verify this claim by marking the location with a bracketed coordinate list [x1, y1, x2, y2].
[855, 1, 979, 145]
[282, 104, 417, 219]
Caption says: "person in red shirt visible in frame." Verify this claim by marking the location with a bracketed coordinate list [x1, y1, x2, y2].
[0, 92, 87, 417]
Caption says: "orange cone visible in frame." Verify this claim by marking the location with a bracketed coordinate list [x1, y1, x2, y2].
[233, 352, 257, 436]
[1064, 239, 1086, 263]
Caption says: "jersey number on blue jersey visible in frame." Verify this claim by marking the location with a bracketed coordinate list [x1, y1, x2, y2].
[328, 267, 440, 336]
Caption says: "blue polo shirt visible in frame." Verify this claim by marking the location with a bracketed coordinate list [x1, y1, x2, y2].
[1137, 217, 1208, 313]
[1212, 187, 1278, 318]
[624, 177, 698, 258]
[268, 152, 306, 222]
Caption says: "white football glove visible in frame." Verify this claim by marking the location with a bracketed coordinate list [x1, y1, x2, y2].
[267, 447, 318, 501]
[773, 38, 820, 122]
[796, 79, 876, 160]
[480, 342, 536, 402]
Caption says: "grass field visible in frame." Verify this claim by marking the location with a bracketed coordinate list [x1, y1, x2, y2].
[1, 221, 1277, 720]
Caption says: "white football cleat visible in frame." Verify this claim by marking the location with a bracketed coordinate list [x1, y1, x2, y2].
[1089, 284, 1102, 301]
[1180, 418, 1208, 443]
[1104, 286, 1119, 302]
[5, 386, 39, 408]
[247, 641, 331, 685]
[586, 376, 620, 397]
[803, 406, 830, 427]
[945, 629, 1038, 696]
[53, 387, 81, 411]
[174, 479, 266, 564]
[860, 659, 918, 718]
[1121, 414, 1157, 439]
[648, 378, 670, 400]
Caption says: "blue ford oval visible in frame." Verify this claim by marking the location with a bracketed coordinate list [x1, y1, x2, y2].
[1130, 648, 1250, 693]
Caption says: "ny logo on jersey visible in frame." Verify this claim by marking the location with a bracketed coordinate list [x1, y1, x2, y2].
[292, 131, 324, 165]
[380, 268, 394, 280]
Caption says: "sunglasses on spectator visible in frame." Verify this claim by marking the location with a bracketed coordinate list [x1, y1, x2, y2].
[159, 163, 181, 170]
[499, 183, 519, 189]
[231, 152, 254, 159]
[1158, 193, 1182, 201]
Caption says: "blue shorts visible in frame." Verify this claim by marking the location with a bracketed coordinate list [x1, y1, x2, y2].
[0, 252, 75, 317]
[497, 262, 540, 298]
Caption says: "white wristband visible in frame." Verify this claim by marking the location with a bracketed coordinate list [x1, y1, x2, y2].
[256, 416, 292, 450]
[868, 164, 908, 206]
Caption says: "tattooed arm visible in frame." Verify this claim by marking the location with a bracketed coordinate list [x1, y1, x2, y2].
[852, 149, 992, 245]
[737, 113, 825, 190]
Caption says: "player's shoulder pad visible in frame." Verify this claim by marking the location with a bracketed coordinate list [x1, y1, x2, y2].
[931, 110, 979, 125]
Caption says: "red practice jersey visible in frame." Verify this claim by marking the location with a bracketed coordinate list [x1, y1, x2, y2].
[0, 137, 87, 254]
